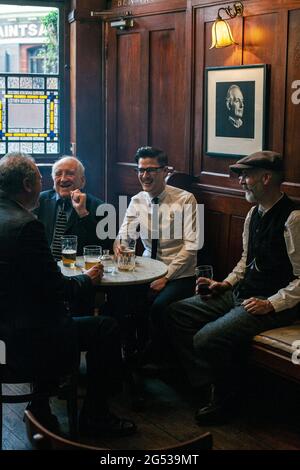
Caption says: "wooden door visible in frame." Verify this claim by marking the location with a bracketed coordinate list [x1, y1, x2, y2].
[104, 11, 187, 203]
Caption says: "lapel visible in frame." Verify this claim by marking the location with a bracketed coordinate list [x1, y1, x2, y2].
[66, 208, 78, 232]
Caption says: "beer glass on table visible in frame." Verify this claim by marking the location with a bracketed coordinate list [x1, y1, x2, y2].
[195, 265, 213, 296]
[117, 238, 136, 272]
[61, 235, 78, 268]
[83, 245, 102, 270]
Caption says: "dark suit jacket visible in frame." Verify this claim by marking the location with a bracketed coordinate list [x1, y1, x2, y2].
[36, 189, 111, 255]
[0, 190, 92, 378]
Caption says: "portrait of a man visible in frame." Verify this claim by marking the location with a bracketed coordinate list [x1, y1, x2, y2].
[226, 85, 244, 129]
[216, 81, 255, 139]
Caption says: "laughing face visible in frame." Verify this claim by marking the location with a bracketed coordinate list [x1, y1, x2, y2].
[53, 158, 85, 198]
[137, 157, 168, 197]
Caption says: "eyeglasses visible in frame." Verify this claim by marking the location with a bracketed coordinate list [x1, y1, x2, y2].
[134, 166, 165, 175]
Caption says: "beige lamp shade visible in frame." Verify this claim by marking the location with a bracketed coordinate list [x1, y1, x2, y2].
[210, 18, 237, 49]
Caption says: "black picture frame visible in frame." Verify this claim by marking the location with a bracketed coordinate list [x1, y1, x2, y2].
[205, 64, 267, 158]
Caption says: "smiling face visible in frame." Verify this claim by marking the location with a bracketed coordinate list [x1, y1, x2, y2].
[137, 157, 168, 197]
[53, 158, 85, 198]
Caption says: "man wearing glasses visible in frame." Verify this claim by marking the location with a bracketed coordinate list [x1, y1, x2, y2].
[114, 146, 198, 367]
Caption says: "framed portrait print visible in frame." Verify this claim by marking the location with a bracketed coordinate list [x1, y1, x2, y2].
[205, 64, 267, 158]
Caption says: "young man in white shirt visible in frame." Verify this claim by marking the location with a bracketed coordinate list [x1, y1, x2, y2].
[114, 146, 198, 365]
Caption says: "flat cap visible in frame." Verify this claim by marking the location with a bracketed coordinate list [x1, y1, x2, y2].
[229, 151, 283, 174]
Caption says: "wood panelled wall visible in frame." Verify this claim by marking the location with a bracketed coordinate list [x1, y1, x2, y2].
[104, 3, 188, 202]
[70, 0, 300, 279]
[190, 0, 300, 278]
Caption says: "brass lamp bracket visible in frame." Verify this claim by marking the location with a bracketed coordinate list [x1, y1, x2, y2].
[217, 2, 244, 20]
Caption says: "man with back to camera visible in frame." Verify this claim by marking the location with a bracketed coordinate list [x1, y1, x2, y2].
[36, 155, 110, 260]
[0, 152, 136, 437]
[114, 146, 198, 366]
[167, 151, 300, 423]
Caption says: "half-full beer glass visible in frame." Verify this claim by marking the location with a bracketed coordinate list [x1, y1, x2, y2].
[61, 235, 77, 268]
[117, 238, 136, 271]
[83, 245, 102, 270]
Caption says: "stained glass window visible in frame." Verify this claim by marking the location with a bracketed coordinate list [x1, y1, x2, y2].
[0, 4, 62, 157]
[0, 73, 59, 155]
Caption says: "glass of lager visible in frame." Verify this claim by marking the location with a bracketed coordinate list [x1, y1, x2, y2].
[61, 235, 78, 268]
[83, 245, 102, 270]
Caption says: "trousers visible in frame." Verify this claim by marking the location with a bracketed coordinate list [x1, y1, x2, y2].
[167, 290, 299, 388]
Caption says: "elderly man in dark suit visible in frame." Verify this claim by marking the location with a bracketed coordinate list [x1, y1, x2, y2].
[36, 155, 110, 313]
[36, 155, 110, 258]
[0, 152, 136, 437]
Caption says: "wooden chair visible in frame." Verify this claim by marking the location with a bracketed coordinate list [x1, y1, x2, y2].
[166, 171, 199, 191]
[24, 409, 213, 451]
[0, 366, 78, 450]
[24, 410, 108, 450]
[166, 171, 212, 266]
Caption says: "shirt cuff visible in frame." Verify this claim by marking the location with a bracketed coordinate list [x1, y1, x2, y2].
[223, 274, 238, 286]
[78, 211, 90, 219]
[267, 295, 287, 313]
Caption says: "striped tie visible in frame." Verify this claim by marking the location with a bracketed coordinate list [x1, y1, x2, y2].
[51, 201, 68, 261]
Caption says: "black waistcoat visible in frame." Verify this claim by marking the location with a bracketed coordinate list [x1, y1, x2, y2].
[236, 194, 296, 299]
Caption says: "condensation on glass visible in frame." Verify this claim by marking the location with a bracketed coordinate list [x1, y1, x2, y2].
[0, 4, 60, 156]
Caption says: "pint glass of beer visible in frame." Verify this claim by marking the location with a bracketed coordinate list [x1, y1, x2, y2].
[61, 235, 78, 268]
[83, 245, 102, 270]
[117, 238, 136, 271]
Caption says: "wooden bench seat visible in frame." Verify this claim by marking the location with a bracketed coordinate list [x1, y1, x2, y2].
[252, 323, 300, 384]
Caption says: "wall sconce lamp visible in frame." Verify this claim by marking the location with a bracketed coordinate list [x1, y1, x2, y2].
[210, 2, 244, 49]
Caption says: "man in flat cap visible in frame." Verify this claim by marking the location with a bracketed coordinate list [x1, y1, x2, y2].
[167, 150, 300, 423]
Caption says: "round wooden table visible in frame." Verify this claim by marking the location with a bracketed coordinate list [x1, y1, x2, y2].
[59, 255, 168, 286]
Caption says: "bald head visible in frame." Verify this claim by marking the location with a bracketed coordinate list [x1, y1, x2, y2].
[52, 156, 85, 179]
[52, 156, 86, 198]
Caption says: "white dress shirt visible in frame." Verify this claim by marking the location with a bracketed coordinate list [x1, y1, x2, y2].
[117, 185, 198, 281]
[224, 203, 300, 312]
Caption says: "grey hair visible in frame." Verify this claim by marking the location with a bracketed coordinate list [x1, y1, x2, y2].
[0, 152, 36, 196]
[51, 156, 85, 179]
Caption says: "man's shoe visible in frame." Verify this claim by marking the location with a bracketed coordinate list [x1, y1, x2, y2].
[195, 384, 235, 425]
[79, 410, 137, 437]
